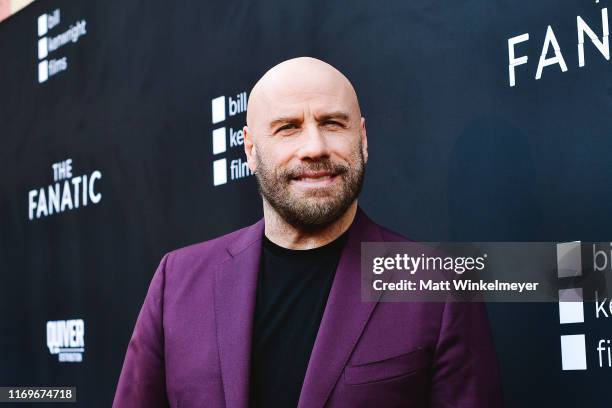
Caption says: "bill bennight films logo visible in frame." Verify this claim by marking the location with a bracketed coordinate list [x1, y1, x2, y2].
[28, 158, 102, 220]
[46, 319, 85, 363]
[37, 8, 87, 83]
[210, 92, 253, 186]
[557, 241, 612, 371]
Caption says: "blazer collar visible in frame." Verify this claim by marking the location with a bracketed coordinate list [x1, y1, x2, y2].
[214, 206, 385, 408]
[297, 206, 385, 407]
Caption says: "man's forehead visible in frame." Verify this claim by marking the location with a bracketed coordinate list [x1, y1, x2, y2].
[247, 57, 360, 126]
[258, 88, 352, 117]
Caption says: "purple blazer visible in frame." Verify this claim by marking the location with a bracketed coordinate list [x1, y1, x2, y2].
[113, 207, 503, 407]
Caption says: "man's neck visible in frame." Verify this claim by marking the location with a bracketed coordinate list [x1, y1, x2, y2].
[263, 201, 358, 250]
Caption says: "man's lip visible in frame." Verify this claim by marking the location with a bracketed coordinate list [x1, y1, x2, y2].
[292, 171, 335, 180]
[290, 172, 339, 187]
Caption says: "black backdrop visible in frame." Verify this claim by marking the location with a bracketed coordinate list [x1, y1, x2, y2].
[1, 0, 611, 406]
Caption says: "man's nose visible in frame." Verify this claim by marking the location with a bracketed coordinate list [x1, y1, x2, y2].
[297, 123, 329, 160]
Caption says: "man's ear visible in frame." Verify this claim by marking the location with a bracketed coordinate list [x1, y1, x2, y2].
[243, 125, 257, 173]
[360, 117, 368, 164]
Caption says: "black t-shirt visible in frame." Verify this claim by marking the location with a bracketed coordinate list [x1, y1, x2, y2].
[249, 231, 349, 408]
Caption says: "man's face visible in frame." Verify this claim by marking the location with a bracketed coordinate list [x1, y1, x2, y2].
[245, 73, 368, 230]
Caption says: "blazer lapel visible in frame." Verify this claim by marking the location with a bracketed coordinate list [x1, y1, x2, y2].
[214, 219, 264, 408]
[297, 207, 386, 408]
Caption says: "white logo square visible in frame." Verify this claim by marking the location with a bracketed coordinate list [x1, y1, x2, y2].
[213, 158, 227, 186]
[560, 334, 587, 370]
[38, 60, 49, 83]
[38, 37, 48, 60]
[558, 288, 584, 324]
[211, 96, 226, 124]
[212, 127, 226, 155]
[556, 241, 582, 278]
[38, 14, 48, 36]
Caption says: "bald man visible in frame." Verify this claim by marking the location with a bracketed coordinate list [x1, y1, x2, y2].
[113, 57, 503, 408]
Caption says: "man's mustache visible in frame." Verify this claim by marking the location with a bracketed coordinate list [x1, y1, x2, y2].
[282, 161, 349, 180]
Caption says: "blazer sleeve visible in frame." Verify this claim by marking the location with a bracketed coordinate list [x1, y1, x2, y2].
[113, 253, 171, 408]
[429, 301, 504, 408]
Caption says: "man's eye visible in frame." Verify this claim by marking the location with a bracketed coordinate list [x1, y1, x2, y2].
[324, 120, 343, 127]
[277, 124, 297, 132]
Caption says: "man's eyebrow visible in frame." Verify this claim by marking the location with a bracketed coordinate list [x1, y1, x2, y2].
[316, 111, 350, 122]
[269, 116, 302, 129]
[268, 111, 351, 129]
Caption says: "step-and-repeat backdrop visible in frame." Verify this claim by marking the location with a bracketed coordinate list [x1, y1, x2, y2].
[1, 0, 611, 406]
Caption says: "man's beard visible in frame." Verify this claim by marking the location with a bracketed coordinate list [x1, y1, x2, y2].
[254, 145, 365, 231]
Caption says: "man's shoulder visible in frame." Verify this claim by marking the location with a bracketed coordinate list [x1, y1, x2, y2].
[165, 220, 262, 266]
[355, 207, 413, 243]
[370, 217, 412, 243]
[378, 225, 412, 242]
